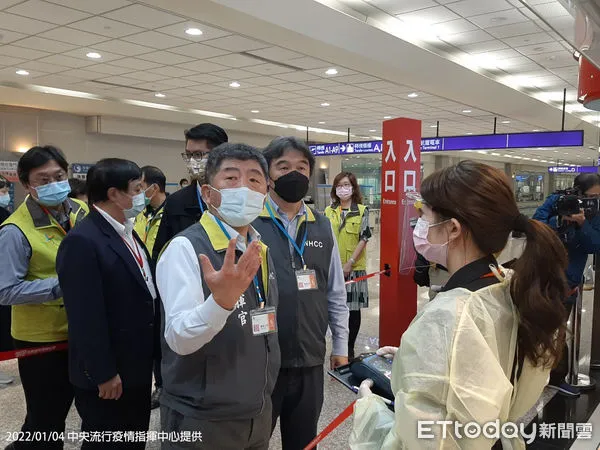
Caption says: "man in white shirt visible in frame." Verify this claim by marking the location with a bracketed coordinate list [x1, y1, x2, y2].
[157, 143, 280, 450]
[56, 159, 156, 449]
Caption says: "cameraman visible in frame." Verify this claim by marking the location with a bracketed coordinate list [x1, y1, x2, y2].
[533, 172, 600, 397]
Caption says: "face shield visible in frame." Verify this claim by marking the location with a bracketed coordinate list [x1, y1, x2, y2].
[399, 190, 423, 274]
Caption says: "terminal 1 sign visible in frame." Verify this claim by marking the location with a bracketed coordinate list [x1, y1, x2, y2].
[309, 130, 584, 156]
[548, 166, 597, 174]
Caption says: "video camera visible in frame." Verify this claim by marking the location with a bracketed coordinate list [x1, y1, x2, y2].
[553, 188, 600, 219]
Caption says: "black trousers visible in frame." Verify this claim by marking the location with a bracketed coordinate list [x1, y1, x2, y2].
[153, 297, 163, 389]
[271, 366, 324, 450]
[348, 310, 361, 360]
[12, 339, 73, 450]
[161, 400, 272, 449]
[74, 385, 151, 449]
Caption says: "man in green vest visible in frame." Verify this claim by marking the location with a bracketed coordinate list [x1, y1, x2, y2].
[133, 165, 167, 409]
[0, 146, 88, 450]
[134, 165, 167, 257]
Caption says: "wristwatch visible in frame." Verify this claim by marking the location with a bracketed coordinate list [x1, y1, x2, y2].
[349, 257, 356, 265]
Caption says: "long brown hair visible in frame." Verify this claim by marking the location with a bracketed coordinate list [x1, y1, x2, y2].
[330, 171, 363, 206]
[421, 160, 567, 368]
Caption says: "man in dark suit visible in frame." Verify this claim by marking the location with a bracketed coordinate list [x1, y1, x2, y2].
[151, 123, 228, 261]
[56, 158, 156, 449]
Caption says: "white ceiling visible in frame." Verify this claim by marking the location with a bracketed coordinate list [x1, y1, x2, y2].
[0, 0, 598, 167]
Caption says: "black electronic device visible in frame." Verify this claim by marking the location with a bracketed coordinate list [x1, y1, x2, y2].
[328, 352, 394, 402]
[553, 188, 600, 219]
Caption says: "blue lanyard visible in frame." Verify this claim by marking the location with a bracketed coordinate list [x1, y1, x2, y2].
[196, 184, 205, 214]
[212, 215, 264, 308]
[265, 202, 309, 269]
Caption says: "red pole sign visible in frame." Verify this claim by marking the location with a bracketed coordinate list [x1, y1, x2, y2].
[379, 118, 422, 347]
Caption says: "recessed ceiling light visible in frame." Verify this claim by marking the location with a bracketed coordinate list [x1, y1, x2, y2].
[501, 120, 510, 124]
[318, 121, 325, 124]
[321, 102, 330, 107]
[384, 116, 392, 119]
[154, 93, 165, 98]
[429, 125, 437, 128]
[229, 81, 241, 88]
[466, 132, 473, 135]
[407, 92, 418, 98]
[462, 109, 472, 113]
[16, 69, 29, 76]
[369, 129, 377, 132]
[185, 28, 203, 36]
[86, 52, 101, 59]
[325, 68, 338, 75]
[533, 129, 540, 132]
[251, 109, 259, 113]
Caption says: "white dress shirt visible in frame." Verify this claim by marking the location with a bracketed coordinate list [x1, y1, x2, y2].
[94, 206, 156, 300]
[156, 213, 261, 356]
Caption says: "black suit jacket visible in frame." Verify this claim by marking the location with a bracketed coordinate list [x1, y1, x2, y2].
[56, 209, 155, 390]
[152, 180, 206, 261]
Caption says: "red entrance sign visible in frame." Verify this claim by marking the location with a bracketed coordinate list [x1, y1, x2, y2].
[379, 118, 422, 347]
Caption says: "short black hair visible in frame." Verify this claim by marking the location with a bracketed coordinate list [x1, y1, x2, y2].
[263, 136, 315, 175]
[575, 173, 600, 195]
[0, 174, 10, 190]
[68, 178, 87, 199]
[205, 143, 268, 185]
[18, 145, 68, 185]
[87, 158, 141, 205]
[179, 178, 189, 187]
[141, 165, 166, 192]
[185, 123, 228, 149]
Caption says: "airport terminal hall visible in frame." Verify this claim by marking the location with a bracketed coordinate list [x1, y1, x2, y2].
[6, 0, 600, 449]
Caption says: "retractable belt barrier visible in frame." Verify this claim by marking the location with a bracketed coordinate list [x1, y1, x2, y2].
[345, 264, 391, 286]
[303, 400, 356, 450]
[0, 342, 68, 362]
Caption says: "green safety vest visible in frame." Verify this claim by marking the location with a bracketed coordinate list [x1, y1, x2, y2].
[134, 205, 164, 257]
[324, 203, 367, 271]
[1, 196, 88, 342]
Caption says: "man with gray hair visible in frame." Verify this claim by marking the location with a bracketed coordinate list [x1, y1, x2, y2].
[156, 143, 280, 449]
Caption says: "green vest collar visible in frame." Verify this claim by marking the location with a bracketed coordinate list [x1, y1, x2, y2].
[25, 196, 83, 229]
[259, 197, 316, 223]
[200, 212, 266, 254]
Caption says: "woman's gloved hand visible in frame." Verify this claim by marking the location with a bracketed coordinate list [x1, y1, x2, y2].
[376, 346, 398, 359]
[358, 378, 374, 398]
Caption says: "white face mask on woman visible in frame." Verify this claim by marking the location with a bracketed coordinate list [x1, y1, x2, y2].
[209, 186, 265, 227]
[412, 217, 451, 267]
[336, 186, 353, 201]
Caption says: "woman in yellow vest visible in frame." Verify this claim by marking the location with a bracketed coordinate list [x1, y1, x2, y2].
[325, 172, 371, 359]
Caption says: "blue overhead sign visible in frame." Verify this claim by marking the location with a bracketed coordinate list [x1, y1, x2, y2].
[309, 130, 584, 156]
[548, 166, 598, 174]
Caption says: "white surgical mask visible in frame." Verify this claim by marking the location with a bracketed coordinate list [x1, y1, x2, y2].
[412, 217, 450, 267]
[336, 186, 353, 201]
[123, 192, 147, 219]
[210, 186, 265, 227]
[0, 193, 10, 208]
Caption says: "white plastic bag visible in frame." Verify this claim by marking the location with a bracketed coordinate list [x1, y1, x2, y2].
[349, 395, 395, 450]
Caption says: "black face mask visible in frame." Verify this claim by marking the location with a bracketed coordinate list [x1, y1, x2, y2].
[273, 171, 310, 203]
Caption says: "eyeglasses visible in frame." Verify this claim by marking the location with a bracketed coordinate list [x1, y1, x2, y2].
[31, 171, 67, 187]
[336, 183, 352, 189]
[181, 151, 207, 161]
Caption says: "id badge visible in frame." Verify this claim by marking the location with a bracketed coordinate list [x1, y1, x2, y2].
[250, 306, 277, 336]
[295, 269, 318, 291]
